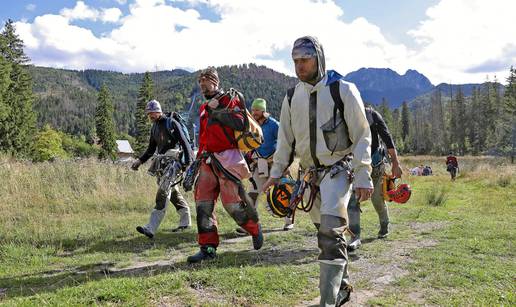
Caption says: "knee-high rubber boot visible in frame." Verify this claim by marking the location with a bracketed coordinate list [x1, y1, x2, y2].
[146, 209, 166, 234]
[225, 202, 263, 250]
[137, 209, 166, 238]
[177, 206, 191, 228]
[319, 261, 345, 307]
[170, 187, 191, 231]
[318, 214, 352, 306]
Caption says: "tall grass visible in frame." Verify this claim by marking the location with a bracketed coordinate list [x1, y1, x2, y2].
[425, 186, 449, 206]
[0, 157, 155, 247]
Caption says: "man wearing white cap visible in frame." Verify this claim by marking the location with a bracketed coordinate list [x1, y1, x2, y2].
[131, 99, 194, 238]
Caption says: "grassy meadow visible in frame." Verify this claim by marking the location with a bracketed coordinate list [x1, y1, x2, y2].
[0, 156, 514, 306]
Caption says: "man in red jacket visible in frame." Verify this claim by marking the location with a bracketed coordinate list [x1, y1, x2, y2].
[187, 67, 264, 263]
[446, 152, 459, 181]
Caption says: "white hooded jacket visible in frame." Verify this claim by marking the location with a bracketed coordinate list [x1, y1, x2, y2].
[270, 37, 373, 189]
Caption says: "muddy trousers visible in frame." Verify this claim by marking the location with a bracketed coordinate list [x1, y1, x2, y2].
[194, 161, 260, 247]
[347, 164, 389, 238]
[143, 184, 191, 235]
[305, 169, 353, 307]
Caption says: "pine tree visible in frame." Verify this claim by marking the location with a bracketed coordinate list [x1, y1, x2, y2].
[430, 89, 446, 154]
[468, 87, 482, 154]
[0, 20, 29, 65]
[477, 80, 494, 152]
[0, 19, 36, 157]
[0, 53, 10, 137]
[455, 86, 466, 154]
[448, 85, 459, 153]
[494, 67, 516, 157]
[391, 108, 404, 152]
[135, 72, 154, 155]
[95, 84, 116, 160]
[378, 98, 393, 128]
[401, 101, 410, 143]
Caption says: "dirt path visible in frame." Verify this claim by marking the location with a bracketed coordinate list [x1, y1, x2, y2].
[299, 221, 447, 306]
[32, 222, 446, 306]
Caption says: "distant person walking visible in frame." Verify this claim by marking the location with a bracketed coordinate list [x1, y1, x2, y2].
[446, 152, 459, 181]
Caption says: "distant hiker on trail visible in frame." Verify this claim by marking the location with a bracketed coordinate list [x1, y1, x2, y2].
[446, 152, 459, 181]
[236, 98, 294, 236]
[347, 106, 403, 251]
[131, 99, 194, 238]
[187, 67, 263, 264]
[261, 36, 373, 306]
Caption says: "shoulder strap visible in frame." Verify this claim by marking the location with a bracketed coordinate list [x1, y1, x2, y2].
[365, 107, 374, 126]
[286, 86, 296, 168]
[329, 81, 353, 147]
[329, 81, 344, 121]
[287, 87, 295, 107]
[165, 116, 174, 133]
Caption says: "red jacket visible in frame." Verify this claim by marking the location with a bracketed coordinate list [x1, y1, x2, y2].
[446, 156, 458, 167]
[198, 92, 245, 155]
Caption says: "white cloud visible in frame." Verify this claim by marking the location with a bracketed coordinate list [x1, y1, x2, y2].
[408, 0, 516, 83]
[14, 0, 516, 84]
[17, 0, 409, 76]
[25, 4, 36, 12]
[59, 1, 122, 23]
[115, 0, 127, 4]
[101, 8, 123, 23]
[60, 1, 98, 21]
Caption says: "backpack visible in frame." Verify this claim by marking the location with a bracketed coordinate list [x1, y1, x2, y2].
[225, 88, 264, 153]
[165, 112, 192, 146]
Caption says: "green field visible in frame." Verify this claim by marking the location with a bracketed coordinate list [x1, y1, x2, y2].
[0, 156, 514, 306]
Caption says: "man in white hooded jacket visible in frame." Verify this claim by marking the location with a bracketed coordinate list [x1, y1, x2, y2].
[262, 36, 373, 306]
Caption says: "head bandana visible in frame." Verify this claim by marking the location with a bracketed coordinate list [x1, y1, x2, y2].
[198, 67, 219, 87]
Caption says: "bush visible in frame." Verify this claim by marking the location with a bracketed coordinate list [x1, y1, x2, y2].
[61, 133, 99, 158]
[32, 125, 68, 162]
[497, 175, 511, 187]
[425, 186, 448, 207]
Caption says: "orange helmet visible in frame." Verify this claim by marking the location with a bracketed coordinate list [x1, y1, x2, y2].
[387, 183, 412, 204]
[266, 179, 295, 218]
[382, 174, 397, 201]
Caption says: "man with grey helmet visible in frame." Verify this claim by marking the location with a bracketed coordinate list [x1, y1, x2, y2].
[131, 99, 194, 238]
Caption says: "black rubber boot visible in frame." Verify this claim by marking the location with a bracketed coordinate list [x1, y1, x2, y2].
[252, 224, 263, 250]
[187, 246, 217, 263]
[136, 226, 154, 239]
[378, 223, 389, 239]
[336, 284, 353, 306]
[170, 225, 190, 232]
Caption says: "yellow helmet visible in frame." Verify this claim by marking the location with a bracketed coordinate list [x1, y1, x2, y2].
[266, 179, 295, 218]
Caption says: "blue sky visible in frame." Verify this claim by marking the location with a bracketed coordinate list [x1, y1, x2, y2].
[1, 0, 515, 84]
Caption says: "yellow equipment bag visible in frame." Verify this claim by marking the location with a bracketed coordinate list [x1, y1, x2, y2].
[228, 88, 263, 153]
[235, 108, 263, 152]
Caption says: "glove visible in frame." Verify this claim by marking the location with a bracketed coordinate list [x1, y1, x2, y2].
[131, 159, 142, 171]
